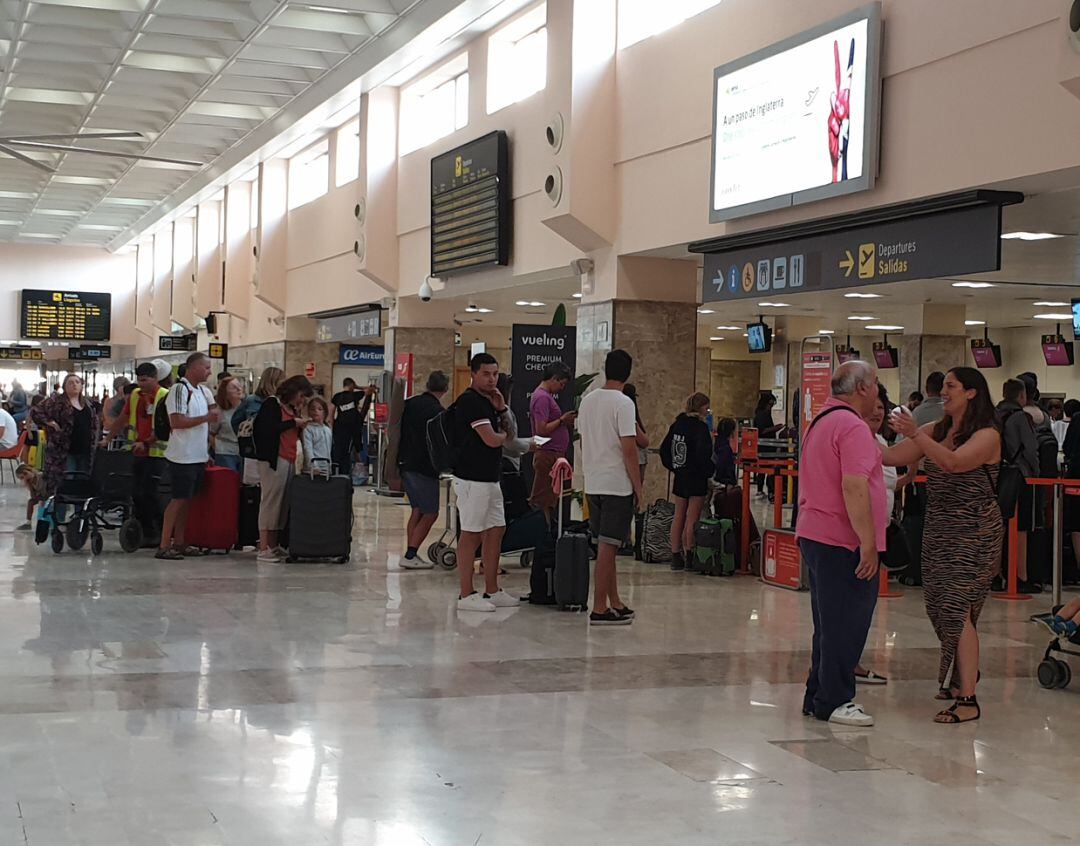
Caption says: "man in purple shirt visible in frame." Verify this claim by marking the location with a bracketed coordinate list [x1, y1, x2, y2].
[529, 363, 576, 521]
[795, 360, 887, 728]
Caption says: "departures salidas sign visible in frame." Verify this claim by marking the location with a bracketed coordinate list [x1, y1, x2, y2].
[700, 204, 1005, 303]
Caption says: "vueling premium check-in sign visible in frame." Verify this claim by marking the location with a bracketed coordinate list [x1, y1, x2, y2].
[699, 202, 1007, 303]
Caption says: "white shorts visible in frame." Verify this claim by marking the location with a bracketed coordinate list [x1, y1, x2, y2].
[453, 477, 505, 533]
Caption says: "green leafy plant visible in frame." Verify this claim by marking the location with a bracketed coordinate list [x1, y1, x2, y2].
[552, 303, 567, 326]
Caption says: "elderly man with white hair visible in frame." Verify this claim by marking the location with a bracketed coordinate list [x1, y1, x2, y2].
[795, 360, 889, 727]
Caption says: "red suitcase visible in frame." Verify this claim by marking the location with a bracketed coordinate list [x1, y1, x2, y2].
[184, 465, 240, 553]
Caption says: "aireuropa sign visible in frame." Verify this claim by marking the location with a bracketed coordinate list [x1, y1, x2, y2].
[700, 203, 1006, 303]
[339, 345, 384, 367]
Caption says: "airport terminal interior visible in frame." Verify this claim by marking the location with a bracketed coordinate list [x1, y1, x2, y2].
[3, 0, 1080, 843]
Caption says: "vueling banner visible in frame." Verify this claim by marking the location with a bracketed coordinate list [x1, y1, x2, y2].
[510, 324, 575, 437]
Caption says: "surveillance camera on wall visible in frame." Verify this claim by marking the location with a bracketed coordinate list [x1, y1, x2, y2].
[570, 258, 594, 275]
[418, 275, 439, 302]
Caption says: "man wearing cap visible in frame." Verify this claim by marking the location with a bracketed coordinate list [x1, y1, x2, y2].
[101, 359, 173, 545]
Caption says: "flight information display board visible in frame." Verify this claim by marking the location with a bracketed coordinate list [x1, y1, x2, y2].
[430, 130, 510, 277]
[20, 289, 111, 341]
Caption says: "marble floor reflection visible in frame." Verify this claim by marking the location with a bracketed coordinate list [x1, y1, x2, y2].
[0, 481, 1076, 845]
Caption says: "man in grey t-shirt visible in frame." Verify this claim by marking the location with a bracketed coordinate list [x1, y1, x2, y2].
[912, 371, 945, 427]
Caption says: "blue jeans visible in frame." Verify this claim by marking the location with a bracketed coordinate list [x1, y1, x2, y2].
[214, 453, 242, 473]
[799, 538, 879, 720]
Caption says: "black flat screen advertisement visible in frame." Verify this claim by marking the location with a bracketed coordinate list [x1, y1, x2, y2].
[747, 323, 772, 353]
[509, 325, 576, 438]
[21, 289, 111, 341]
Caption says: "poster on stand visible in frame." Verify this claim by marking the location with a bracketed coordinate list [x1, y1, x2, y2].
[800, 351, 833, 437]
[509, 325, 576, 436]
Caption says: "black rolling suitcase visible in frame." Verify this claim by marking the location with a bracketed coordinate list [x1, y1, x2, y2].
[286, 466, 353, 563]
[554, 496, 590, 611]
[238, 485, 261, 549]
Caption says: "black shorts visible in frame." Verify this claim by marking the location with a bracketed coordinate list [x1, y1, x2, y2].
[673, 474, 709, 499]
[167, 461, 205, 500]
[587, 493, 634, 547]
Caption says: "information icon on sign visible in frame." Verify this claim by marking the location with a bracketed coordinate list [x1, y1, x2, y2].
[756, 259, 771, 291]
[773, 257, 788, 289]
[789, 254, 805, 288]
[728, 266, 739, 293]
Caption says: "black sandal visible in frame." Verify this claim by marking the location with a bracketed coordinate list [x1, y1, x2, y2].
[935, 695, 980, 724]
[935, 670, 980, 700]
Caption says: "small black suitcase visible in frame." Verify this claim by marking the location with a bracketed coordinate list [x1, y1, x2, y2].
[238, 485, 261, 549]
[529, 541, 557, 605]
[555, 532, 590, 611]
[286, 471, 353, 563]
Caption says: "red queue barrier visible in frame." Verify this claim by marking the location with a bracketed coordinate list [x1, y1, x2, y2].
[738, 463, 1080, 603]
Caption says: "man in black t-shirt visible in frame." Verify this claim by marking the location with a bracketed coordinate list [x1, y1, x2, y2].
[453, 353, 520, 612]
[330, 378, 376, 475]
[397, 370, 449, 569]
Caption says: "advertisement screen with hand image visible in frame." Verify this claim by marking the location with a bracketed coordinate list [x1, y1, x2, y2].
[710, 4, 882, 221]
[747, 323, 773, 353]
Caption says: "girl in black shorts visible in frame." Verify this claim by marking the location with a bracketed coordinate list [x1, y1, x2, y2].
[660, 393, 715, 570]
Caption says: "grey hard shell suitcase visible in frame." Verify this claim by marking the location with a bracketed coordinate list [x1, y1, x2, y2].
[286, 469, 353, 563]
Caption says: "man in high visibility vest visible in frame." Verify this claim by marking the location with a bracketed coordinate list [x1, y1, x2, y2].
[101, 359, 173, 545]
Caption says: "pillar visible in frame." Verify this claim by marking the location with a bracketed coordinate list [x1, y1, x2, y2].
[899, 305, 968, 401]
[386, 298, 456, 401]
[578, 255, 699, 505]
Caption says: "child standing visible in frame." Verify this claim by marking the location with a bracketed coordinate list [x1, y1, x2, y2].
[15, 463, 47, 531]
[302, 397, 333, 474]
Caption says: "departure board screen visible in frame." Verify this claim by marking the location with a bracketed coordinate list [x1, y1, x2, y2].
[20, 289, 111, 341]
[430, 131, 510, 278]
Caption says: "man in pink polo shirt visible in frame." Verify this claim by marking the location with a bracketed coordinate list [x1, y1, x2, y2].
[796, 360, 888, 727]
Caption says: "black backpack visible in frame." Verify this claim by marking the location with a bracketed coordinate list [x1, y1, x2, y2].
[1035, 424, 1060, 478]
[425, 402, 458, 475]
[154, 382, 190, 443]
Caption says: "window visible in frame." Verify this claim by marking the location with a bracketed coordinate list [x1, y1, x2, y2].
[335, 117, 360, 186]
[287, 139, 329, 210]
[399, 54, 469, 156]
[487, 3, 547, 114]
[617, 0, 724, 50]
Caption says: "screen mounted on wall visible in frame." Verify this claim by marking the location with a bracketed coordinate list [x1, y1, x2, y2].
[709, 2, 882, 222]
[747, 322, 772, 353]
[20, 289, 111, 341]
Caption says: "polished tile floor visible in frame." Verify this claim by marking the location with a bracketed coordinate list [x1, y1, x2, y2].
[0, 481, 1076, 845]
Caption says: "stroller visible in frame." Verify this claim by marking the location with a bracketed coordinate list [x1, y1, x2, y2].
[35, 446, 145, 556]
[1035, 606, 1078, 690]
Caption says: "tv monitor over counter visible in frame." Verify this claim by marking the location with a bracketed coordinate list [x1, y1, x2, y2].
[1072, 299, 1080, 341]
[836, 345, 861, 364]
[747, 322, 773, 353]
[872, 341, 898, 369]
[709, 4, 883, 222]
[970, 338, 1002, 369]
[1042, 335, 1075, 367]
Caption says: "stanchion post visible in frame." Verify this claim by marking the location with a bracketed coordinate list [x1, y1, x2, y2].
[740, 464, 752, 574]
[994, 511, 1031, 602]
[1053, 482, 1063, 609]
[773, 473, 783, 529]
[878, 567, 902, 598]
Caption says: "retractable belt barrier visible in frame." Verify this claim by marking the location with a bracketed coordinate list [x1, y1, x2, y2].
[739, 459, 1079, 606]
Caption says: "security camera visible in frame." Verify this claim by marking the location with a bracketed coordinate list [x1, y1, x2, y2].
[570, 258, 594, 276]
[419, 275, 438, 302]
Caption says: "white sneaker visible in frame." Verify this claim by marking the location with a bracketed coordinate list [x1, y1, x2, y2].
[457, 592, 496, 612]
[257, 549, 282, 564]
[484, 589, 520, 607]
[400, 555, 434, 570]
[828, 702, 874, 727]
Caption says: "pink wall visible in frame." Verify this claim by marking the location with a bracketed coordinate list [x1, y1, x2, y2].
[0, 243, 136, 345]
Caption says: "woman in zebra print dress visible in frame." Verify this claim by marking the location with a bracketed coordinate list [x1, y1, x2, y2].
[885, 367, 1002, 724]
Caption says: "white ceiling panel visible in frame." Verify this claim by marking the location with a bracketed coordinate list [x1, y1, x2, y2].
[0, 0, 522, 247]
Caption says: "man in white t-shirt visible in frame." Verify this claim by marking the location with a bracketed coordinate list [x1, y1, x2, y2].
[577, 349, 643, 626]
[0, 406, 18, 451]
[157, 352, 218, 560]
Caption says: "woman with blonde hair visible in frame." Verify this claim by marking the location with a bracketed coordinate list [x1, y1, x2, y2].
[660, 392, 715, 570]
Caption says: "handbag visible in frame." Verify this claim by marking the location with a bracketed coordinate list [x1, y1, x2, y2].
[984, 440, 1024, 520]
[883, 516, 912, 572]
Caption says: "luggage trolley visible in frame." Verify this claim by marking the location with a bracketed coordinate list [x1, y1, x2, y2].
[426, 474, 548, 571]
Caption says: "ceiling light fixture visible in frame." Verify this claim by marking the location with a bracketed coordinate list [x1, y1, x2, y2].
[952, 281, 994, 289]
[1034, 313, 1073, 320]
[965, 320, 985, 326]
[709, 336, 725, 341]
[1033, 301, 1069, 307]
[716, 325, 741, 331]
[847, 315, 876, 321]
[818, 329, 835, 334]
[758, 302, 790, 307]
[698, 308, 715, 314]
[844, 292, 882, 298]
[866, 324, 904, 331]
[1001, 231, 1065, 241]
[515, 300, 546, 307]
[572, 293, 582, 299]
